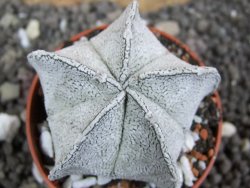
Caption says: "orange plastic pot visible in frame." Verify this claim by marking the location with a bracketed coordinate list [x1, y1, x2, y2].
[26, 25, 223, 188]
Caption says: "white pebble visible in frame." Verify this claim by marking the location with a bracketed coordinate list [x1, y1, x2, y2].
[40, 124, 54, 158]
[182, 131, 195, 152]
[44, 165, 54, 171]
[179, 155, 196, 187]
[0, 113, 20, 143]
[70, 174, 83, 181]
[18, 12, 27, 19]
[155, 21, 180, 36]
[26, 19, 40, 39]
[20, 110, 26, 122]
[198, 160, 206, 170]
[176, 163, 183, 185]
[191, 132, 200, 142]
[230, 10, 237, 18]
[96, 20, 104, 26]
[193, 115, 202, 124]
[149, 182, 156, 188]
[0, 82, 20, 102]
[59, 18, 67, 33]
[32, 163, 43, 184]
[222, 121, 236, 137]
[72, 177, 97, 188]
[191, 157, 197, 163]
[97, 176, 112, 185]
[18, 28, 30, 48]
[242, 138, 250, 152]
[62, 177, 72, 188]
[0, 13, 19, 28]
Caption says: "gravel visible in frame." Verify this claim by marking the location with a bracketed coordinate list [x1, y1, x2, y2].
[0, 0, 249, 187]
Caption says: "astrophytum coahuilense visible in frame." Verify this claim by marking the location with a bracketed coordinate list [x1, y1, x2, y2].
[27, 1, 220, 187]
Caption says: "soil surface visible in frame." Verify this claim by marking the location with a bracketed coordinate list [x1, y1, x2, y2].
[0, 0, 249, 187]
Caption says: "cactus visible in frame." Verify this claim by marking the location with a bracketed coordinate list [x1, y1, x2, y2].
[27, 1, 220, 187]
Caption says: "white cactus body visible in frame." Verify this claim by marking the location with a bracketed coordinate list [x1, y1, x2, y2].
[27, 1, 220, 187]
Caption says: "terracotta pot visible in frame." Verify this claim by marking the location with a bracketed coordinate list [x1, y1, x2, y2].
[26, 25, 223, 188]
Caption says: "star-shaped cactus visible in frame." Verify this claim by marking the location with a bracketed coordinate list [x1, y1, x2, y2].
[27, 1, 220, 188]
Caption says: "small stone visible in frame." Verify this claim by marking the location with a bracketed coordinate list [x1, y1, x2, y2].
[230, 10, 237, 18]
[196, 19, 209, 33]
[198, 160, 206, 170]
[200, 154, 208, 161]
[241, 138, 250, 152]
[192, 167, 199, 177]
[149, 182, 156, 188]
[40, 125, 54, 158]
[193, 115, 202, 124]
[155, 21, 180, 36]
[0, 13, 19, 28]
[191, 150, 208, 161]
[62, 177, 72, 188]
[194, 123, 202, 133]
[0, 171, 5, 179]
[0, 82, 20, 102]
[97, 176, 112, 185]
[17, 67, 33, 81]
[120, 180, 130, 188]
[208, 149, 215, 158]
[0, 113, 20, 142]
[32, 163, 43, 184]
[44, 165, 53, 171]
[26, 19, 40, 39]
[59, 18, 67, 33]
[191, 132, 200, 142]
[210, 171, 222, 184]
[107, 10, 122, 21]
[200, 128, 208, 140]
[190, 157, 197, 163]
[219, 156, 232, 175]
[179, 155, 196, 187]
[182, 131, 195, 152]
[18, 12, 27, 19]
[72, 177, 97, 188]
[18, 28, 30, 49]
[20, 182, 38, 188]
[70, 174, 83, 181]
[20, 110, 26, 122]
[3, 142, 13, 155]
[222, 121, 236, 137]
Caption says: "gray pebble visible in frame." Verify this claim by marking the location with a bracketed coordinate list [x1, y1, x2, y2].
[0, 82, 20, 102]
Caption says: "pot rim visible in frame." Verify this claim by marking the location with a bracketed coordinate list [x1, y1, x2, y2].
[26, 25, 223, 188]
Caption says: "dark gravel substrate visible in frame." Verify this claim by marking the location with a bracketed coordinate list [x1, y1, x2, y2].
[0, 0, 249, 187]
